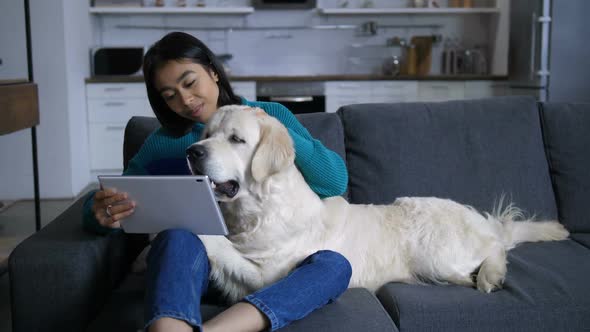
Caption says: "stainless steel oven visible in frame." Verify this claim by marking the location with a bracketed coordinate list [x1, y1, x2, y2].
[257, 81, 325, 114]
[252, 0, 316, 9]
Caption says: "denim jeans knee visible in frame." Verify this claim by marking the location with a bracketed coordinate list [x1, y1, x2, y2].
[145, 229, 210, 330]
[245, 250, 352, 331]
[300, 250, 353, 280]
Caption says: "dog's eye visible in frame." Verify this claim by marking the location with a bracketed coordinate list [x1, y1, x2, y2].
[230, 134, 246, 144]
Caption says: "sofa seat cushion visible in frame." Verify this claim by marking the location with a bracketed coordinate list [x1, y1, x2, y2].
[338, 96, 558, 219]
[87, 274, 397, 332]
[541, 102, 590, 232]
[86, 273, 226, 332]
[376, 240, 590, 332]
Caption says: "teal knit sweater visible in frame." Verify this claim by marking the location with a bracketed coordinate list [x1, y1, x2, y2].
[83, 99, 348, 234]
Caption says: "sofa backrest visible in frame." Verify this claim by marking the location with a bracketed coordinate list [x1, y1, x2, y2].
[123, 116, 160, 171]
[540, 102, 590, 232]
[338, 96, 558, 219]
[123, 112, 347, 176]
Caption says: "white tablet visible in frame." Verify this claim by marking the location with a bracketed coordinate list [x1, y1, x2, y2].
[97, 175, 228, 236]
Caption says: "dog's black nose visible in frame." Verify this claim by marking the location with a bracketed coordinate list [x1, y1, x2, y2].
[186, 145, 207, 161]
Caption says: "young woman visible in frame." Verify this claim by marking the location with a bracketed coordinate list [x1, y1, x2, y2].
[83, 31, 351, 332]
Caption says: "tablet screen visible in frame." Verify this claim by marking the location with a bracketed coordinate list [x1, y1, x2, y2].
[97, 175, 228, 236]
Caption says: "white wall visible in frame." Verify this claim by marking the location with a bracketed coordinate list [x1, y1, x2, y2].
[63, 0, 93, 196]
[0, 0, 92, 200]
[0, 1, 28, 80]
[0, 1, 33, 200]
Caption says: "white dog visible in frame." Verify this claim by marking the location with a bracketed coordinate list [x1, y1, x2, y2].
[185, 105, 569, 304]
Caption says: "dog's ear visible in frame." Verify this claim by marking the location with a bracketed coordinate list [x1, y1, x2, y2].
[251, 116, 295, 182]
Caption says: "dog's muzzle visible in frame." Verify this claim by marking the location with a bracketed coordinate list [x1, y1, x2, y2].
[185, 144, 240, 198]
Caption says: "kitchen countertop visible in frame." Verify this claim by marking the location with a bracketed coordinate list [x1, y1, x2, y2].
[86, 74, 508, 83]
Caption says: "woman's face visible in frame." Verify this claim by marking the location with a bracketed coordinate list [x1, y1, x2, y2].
[155, 59, 220, 123]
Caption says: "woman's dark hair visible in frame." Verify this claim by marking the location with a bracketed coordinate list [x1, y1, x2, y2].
[142, 31, 241, 137]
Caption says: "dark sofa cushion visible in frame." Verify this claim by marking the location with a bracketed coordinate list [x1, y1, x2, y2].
[338, 96, 558, 219]
[87, 273, 398, 332]
[376, 240, 590, 332]
[123, 116, 160, 171]
[540, 102, 590, 232]
[571, 233, 590, 249]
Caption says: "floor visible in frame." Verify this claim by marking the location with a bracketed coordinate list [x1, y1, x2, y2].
[0, 197, 81, 332]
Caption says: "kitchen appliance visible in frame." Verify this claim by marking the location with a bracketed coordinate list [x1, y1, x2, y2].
[91, 47, 144, 76]
[441, 41, 488, 76]
[257, 81, 325, 114]
[382, 55, 401, 76]
[508, 0, 590, 102]
[253, 0, 316, 10]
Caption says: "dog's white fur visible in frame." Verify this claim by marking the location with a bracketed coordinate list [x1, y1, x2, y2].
[185, 105, 569, 303]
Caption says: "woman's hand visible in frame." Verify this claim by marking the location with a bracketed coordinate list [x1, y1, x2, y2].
[92, 188, 136, 229]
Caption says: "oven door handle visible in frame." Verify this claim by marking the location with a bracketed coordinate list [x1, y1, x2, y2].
[269, 96, 314, 103]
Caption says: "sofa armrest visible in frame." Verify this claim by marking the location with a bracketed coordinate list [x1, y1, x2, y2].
[8, 193, 147, 331]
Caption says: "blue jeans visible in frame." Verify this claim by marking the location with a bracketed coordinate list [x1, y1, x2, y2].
[144, 229, 352, 331]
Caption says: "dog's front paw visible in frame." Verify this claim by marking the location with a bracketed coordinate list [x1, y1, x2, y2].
[476, 270, 504, 293]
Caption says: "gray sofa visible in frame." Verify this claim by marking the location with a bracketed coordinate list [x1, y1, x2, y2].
[9, 96, 590, 331]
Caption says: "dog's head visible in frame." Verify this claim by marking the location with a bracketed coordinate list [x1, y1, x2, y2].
[186, 105, 295, 202]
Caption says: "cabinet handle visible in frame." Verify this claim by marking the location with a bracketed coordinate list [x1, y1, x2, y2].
[103, 102, 126, 107]
[104, 87, 125, 92]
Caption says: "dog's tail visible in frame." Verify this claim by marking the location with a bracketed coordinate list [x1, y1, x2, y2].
[486, 196, 569, 250]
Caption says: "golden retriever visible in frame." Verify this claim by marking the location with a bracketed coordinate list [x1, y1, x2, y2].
[185, 105, 569, 304]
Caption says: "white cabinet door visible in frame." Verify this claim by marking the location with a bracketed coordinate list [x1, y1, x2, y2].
[464, 81, 509, 99]
[326, 81, 373, 113]
[87, 83, 154, 172]
[327, 81, 420, 112]
[88, 123, 126, 170]
[372, 81, 419, 103]
[86, 83, 147, 99]
[231, 81, 256, 101]
[88, 99, 152, 123]
[418, 81, 465, 102]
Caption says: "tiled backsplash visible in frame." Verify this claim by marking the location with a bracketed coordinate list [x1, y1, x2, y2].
[92, 0, 497, 76]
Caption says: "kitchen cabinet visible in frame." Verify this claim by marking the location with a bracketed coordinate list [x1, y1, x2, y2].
[371, 81, 419, 103]
[418, 81, 465, 102]
[230, 81, 256, 101]
[326, 81, 418, 113]
[86, 83, 153, 172]
[326, 81, 372, 113]
[418, 81, 510, 102]
[463, 81, 508, 99]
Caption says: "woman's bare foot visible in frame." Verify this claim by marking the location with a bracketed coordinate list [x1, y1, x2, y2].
[202, 302, 269, 332]
[149, 317, 192, 332]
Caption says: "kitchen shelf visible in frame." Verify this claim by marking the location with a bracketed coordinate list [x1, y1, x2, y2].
[89, 6, 254, 15]
[317, 7, 500, 15]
